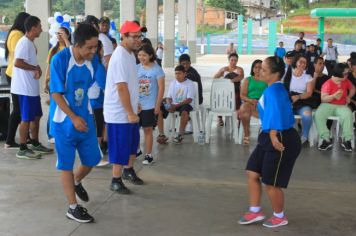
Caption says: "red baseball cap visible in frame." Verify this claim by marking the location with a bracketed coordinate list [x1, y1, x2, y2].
[120, 21, 143, 34]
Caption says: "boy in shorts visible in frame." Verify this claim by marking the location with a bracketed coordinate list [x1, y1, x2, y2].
[49, 23, 102, 223]
[157, 65, 196, 144]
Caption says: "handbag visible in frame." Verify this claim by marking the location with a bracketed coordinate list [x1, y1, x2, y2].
[290, 91, 319, 110]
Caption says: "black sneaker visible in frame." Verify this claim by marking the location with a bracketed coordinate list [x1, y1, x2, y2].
[172, 135, 183, 144]
[341, 140, 353, 152]
[110, 178, 131, 194]
[66, 205, 94, 223]
[142, 154, 154, 165]
[75, 183, 89, 202]
[122, 168, 144, 185]
[318, 140, 332, 151]
[136, 149, 142, 157]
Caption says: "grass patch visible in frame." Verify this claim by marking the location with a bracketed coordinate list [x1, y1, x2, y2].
[197, 25, 231, 34]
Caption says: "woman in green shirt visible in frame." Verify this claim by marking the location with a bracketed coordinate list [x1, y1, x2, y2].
[239, 59, 268, 145]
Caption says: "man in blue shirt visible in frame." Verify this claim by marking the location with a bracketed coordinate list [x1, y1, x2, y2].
[274, 41, 286, 59]
[49, 23, 102, 223]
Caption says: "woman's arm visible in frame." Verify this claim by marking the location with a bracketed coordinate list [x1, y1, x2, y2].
[300, 80, 315, 99]
[213, 67, 225, 79]
[44, 64, 50, 93]
[231, 67, 244, 82]
[155, 76, 165, 115]
[269, 130, 285, 152]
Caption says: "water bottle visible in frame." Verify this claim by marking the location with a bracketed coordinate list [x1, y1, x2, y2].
[164, 102, 171, 110]
[198, 131, 205, 145]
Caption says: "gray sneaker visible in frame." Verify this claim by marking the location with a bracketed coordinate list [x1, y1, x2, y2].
[30, 143, 54, 154]
[16, 149, 41, 159]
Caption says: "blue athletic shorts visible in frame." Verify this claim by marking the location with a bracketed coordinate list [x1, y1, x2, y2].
[107, 123, 140, 165]
[54, 131, 102, 171]
[18, 95, 43, 122]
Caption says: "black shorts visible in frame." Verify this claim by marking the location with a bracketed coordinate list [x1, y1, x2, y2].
[139, 109, 156, 128]
[246, 128, 301, 188]
[93, 108, 104, 137]
[160, 103, 193, 119]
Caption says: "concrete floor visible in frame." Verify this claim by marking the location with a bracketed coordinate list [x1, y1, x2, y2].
[1, 56, 356, 235]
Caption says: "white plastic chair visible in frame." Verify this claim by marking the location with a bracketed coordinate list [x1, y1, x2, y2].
[309, 115, 341, 147]
[165, 81, 200, 143]
[205, 79, 238, 143]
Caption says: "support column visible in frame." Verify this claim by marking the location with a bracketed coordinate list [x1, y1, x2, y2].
[318, 17, 325, 49]
[146, 0, 159, 48]
[163, 0, 175, 67]
[268, 20, 277, 55]
[120, 0, 136, 24]
[85, 0, 103, 17]
[187, 0, 197, 63]
[247, 18, 253, 55]
[25, 0, 50, 86]
[237, 15, 243, 54]
[178, 0, 188, 47]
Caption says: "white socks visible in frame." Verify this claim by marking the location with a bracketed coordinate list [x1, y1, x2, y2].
[69, 204, 77, 210]
[273, 211, 285, 218]
[249, 206, 261, 213]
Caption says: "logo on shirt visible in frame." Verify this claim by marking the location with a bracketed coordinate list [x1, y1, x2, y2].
[139, 79, 151, 97]
[75, 88, 84, 106]
[175, 88, 185, 103]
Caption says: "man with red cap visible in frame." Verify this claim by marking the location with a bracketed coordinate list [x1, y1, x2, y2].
[104, 21, 144, 194]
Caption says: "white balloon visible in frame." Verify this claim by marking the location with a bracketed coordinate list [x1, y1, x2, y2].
[109, 29, 116, 37]
[54, 12, 62, 18]
[63, 14, 71, 22]
[51, 22, 60, 31]
[49, 36, 58, 46]
[48, 27, 56, 36]
[48, 17, 56, 25]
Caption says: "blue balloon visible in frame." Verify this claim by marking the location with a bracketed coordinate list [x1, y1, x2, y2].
[56, 15, 64, 23]
[110, 21, 116, 30]
[61, 22, 70, 28]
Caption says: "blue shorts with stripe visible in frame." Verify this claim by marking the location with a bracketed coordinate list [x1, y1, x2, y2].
[18, 95, 43, 122]
[107, 123, 140, 165]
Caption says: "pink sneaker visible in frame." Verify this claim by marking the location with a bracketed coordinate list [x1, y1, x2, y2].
[238, 211, 265, 225]
[263, 215, 288, 228]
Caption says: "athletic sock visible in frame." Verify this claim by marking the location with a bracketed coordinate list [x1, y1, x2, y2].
[69, 204, 77, 210]
[273, 211, 285, 218]
[249, 206, 261, 213]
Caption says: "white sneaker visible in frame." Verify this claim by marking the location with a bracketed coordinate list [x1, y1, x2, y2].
[185, 120, 193, 134]
[97, 159, 110, 167]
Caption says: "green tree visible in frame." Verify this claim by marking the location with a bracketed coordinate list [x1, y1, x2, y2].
[206, 0, 245, 15]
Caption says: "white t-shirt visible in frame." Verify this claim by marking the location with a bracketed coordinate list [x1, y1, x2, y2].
[167, 79, 195, 106]
[99, 33, 114, 57]
[104, 45, 139, 123]
[11, 36, 39, 96]
[323, 46, 338, 61]
[289, 71, 313, 93]
[156, 48, 163, 60]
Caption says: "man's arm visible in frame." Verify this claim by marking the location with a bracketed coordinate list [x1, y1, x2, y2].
[15, 58, 38, 71]
[117, 82, 139, 123]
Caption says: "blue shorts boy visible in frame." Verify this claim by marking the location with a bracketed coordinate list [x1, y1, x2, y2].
[54, 123, 102, 171]
[18, 95, 43, 122]
[107, 123, 140, 165]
